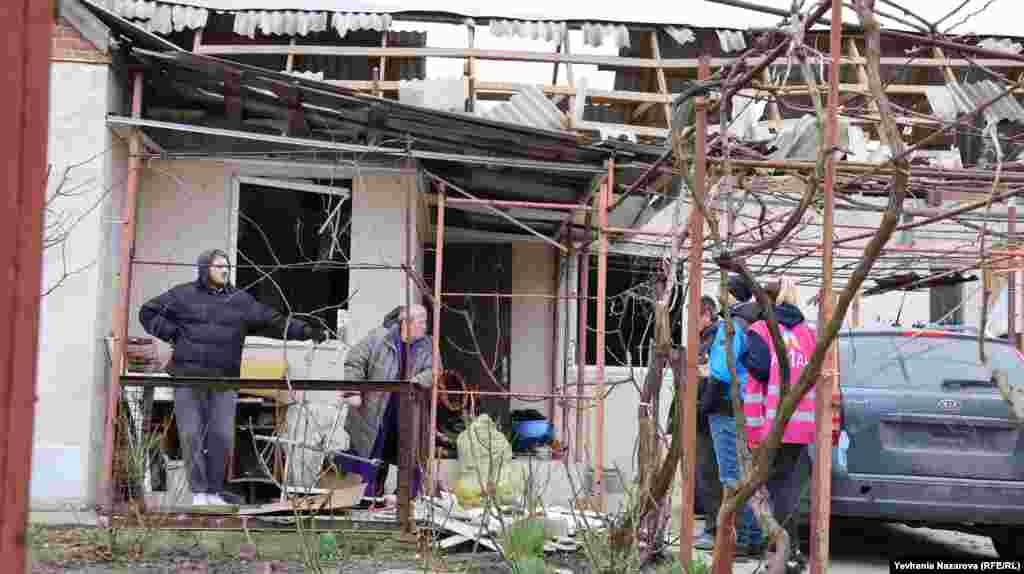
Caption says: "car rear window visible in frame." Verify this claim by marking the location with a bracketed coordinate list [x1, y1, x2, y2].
[838, 333, 1021, 389]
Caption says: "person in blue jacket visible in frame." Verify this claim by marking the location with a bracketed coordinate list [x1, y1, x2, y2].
[696, 275, 768, 554]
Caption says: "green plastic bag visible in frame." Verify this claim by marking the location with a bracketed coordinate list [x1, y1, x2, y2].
[452, 415, 525, 508]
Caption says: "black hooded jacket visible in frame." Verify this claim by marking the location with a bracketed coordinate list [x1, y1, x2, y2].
[740, 303, 806, 382]
[139, 249, 311, 376]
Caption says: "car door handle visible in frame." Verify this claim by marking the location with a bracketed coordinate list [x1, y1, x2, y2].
[846, 399, 869, 406]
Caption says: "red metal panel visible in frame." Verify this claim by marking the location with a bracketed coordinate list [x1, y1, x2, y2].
[0, 1, 52, 570]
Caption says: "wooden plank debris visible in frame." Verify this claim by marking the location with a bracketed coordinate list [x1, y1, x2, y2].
[238, 479, 364, 515]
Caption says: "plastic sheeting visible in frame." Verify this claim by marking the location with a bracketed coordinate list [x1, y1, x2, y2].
[111, 0, 208, 33]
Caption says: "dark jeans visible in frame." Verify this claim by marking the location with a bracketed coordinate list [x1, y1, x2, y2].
[173, 387, 237, 495]
[697, 420, 722, 534]
[765, 444, 811, 552]
[708, 414, 763, 546]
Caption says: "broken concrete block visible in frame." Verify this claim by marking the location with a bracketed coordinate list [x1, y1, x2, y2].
[540, 515, 572, 539]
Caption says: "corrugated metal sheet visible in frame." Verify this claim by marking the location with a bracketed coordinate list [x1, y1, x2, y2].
[488, 19, 566, 44]
[398, 77, 465, 112]
[925, 85, 959, 121]
[479, 85, 566, 131]
[112, 0, 208, 32]
[203, 22, 428, 81]
[581, 22, 630, 49]
[664, 27, 695, 47]
[611, 28, 749, 93]
[978, 38, 1023, 55]
[488, 19, 629, 49]
[946, 80, 1024, 124]
[716, 29, 746, 53]
[94, 0, 768, 28]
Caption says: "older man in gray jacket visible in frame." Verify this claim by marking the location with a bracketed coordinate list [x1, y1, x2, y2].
[340, 304, 434, 497]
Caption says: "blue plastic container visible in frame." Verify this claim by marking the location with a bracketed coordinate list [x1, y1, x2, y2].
[512, 420, 555, 450]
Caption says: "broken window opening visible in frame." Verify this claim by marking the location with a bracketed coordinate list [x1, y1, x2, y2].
[235, 180, 352, 330]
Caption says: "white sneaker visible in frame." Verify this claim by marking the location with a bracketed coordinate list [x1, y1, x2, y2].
[205, 493, 231, 506]
[192, 493, 209, 506]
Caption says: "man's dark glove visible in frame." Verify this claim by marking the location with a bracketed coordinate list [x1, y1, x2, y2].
[305, 325, 327, 344]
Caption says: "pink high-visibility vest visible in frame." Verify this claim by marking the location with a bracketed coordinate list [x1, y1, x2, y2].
[743, 320, 819, 447]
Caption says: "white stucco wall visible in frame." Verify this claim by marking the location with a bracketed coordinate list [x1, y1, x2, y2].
[347, 171, 423, 344]
[567, 365, 675, 483]
[32, 62, 121, 510]
[509, 242, 558, 413]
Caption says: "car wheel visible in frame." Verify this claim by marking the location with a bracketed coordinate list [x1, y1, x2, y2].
[990, 528, 1023, 559]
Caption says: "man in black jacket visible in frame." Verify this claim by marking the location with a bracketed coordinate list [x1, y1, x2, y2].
[139, 249, 326, 506]
[667, 295, 720, 528]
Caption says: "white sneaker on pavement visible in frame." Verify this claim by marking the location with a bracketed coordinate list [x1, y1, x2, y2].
[192, 493, 209, 506]
[205, 493, 231, 506]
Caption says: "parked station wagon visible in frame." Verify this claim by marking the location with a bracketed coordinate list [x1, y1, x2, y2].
[827, 328, 1024, 558]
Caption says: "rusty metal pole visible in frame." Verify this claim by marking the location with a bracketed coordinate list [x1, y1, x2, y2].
[1009, 199, 1017, 345]
[595, 158, 611, 510]
[397, 158, 415, 533]
[576, 236, 591, 462]
[101, 71, 145, 513]
[560, 245, 572, 457]
[680, 55, 709, 570]
[428, 183, 445, 495]
[550, 245, 562, 424]
[810, 2, 841, 572]
[0, 2, 50, 570]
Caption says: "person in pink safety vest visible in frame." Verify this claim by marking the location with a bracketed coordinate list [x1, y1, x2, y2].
[739, 276, 826, 566]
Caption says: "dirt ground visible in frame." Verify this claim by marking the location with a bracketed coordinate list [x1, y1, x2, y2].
[27, 514, 1004, 573]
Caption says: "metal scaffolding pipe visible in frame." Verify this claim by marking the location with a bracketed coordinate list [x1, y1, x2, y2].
[576, 229, 591, 463]
[1009, 199, 1017, 345]
[810, 2, 840, 571]
[595, 158, 611, 510]
[550, 247, 562, 423]
[1, 3, 50, 568]
[442, 291, 590, 299]
[680, 55, 709, 568]
[437, 389, 602, 400]
[444, 197, 593, 211]
[101, 72, 144, 514]
[428, 183, 445, 496]
[424, 171, 568, 253]
[399, 157, 414, 532]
